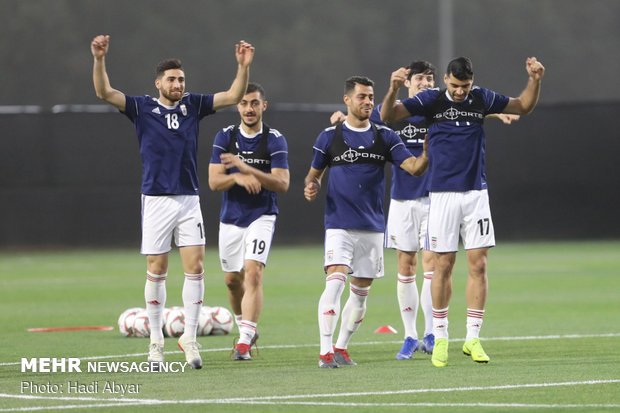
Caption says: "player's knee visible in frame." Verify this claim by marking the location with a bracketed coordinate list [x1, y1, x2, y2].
[224, 272, 243, 291]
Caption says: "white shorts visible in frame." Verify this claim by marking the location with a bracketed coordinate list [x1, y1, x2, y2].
[385, 197, 430, 252]
[324, 229, 384, 279]
[140, 195, 205, 255]
[426, 190, 495, 253]
[218, 215, 277, 272]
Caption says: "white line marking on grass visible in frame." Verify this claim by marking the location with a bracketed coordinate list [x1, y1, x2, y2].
[1, 379, 619, 411]
[1, 332, 619, 367]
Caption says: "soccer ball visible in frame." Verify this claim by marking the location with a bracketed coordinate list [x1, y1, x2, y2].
[208, 306, 234, 335]
[132, 309, 151, 337]
[117, 307, 143, 337]
[164, 308, 185, 337]
[197, 306, 213, 336]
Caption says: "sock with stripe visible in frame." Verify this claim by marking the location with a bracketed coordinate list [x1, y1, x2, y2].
[318, 272, 346, 355]
[432, 306, 449, 339]
[335, 284, 370, 349]
[145, 271, 167, 343]
[396, 273, 419, 339]
[466, 308, 485, 340]
[182, 272, 204, 341]
[238, 320, 257, 346]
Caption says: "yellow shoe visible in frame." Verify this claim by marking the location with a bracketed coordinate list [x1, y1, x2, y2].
[462, 338, 490, 363]
[431, 338, 449, 367]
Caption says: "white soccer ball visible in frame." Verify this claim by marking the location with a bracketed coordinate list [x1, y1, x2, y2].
[209, 306, 234, 336]
[132, 309, 151, 338]
[197, 306, 213, 336]
[164, 308, 185, 338]
[117, 307, 143, 337]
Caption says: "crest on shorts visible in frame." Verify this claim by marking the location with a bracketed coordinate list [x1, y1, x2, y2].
[326, 249, 334, 262]
[431, 237, 437, 250]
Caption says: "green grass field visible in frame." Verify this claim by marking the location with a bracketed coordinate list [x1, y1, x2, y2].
[1, 241, 619, 412]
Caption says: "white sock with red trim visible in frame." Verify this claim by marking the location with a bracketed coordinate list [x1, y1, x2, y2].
[145, 271, 166, 343]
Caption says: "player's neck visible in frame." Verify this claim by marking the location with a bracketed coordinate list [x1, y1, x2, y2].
[240, 121, 262, 136]
[345, 116, 369, 129]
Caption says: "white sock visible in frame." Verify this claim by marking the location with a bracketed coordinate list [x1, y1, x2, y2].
[182, 272, 204, 341]
[432, 306, 449, 339]
[421, 271, 434, 336]
[238, 320, 257, 346]
[318, 272, 346, 355]
[145, 271, 166, 343]
[335, 284, 370, 349]
[397, 273, 419, 339]
[466, 308, 485, 340]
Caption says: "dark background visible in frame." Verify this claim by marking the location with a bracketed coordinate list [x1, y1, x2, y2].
[1, 0, 619, 248]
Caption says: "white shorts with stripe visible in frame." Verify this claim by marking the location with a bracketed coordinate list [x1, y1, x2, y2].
[218, 215, 276, 272]
[426, 190, 495, 253]
[141, 195, 205, 255]
[385, 197, 430, 252]
[324, 229, 384, 279]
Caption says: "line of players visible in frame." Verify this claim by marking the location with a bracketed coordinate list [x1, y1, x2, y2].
[91, 34, 545, 369]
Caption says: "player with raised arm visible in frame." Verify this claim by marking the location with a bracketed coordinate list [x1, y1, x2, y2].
[208, 82, 289, 361]
[91, 34, 254, 369]
[381, 56, 545, 367]
[305, 76, 428, 368]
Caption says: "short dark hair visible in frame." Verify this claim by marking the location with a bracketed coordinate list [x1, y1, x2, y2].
[407, 60, 436, 80]
[344, 76, 374, 94]
[246, 82, 266, 100]
[446, 57, 474, 80]
[156, 58, 183, 78]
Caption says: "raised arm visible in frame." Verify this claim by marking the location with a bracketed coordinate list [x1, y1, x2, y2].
[399, 135, 429, 177]
[503, 57, 545, 115]
[219, 153, 290, 193]
[303, 167, 326, 202]
[213, 41, 255, 111]
[380, 67, 413, 124]
[91, 35, 126, 111]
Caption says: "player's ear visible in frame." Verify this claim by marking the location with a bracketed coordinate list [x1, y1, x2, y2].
[262, 100, 268, 111]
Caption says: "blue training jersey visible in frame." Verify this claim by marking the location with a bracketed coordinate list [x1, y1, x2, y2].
[402, 87, 509, 192]
[122, 93, 215, 195]
[311, 121, 412, 232]
[210, 124, 289, 227]
[371, 105, 430, 200]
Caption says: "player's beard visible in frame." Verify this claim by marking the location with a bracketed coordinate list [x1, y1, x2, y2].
[242, 115, 259, 129]
[162, 89, 183, 103]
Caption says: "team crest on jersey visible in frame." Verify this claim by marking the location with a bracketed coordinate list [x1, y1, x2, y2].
[333, 148, 385, 163]
[180, 104, 187, 116]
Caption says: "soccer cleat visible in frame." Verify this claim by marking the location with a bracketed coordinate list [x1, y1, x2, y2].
[431, 338, 449, 367]
[462, 338, 490, 363]
[396, 337, 419, 360]
[333, 347, 357, 366]
[233, 343, 252, 361]
[147, 342, 164, 362]
[420, 333, 435, 354]
[318, 352, 339, 368]
[177, 335, 203, 369]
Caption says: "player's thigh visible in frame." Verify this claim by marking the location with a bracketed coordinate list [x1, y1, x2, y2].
[243, 215, 277, 266]
[461, 190, 495, 250]
[324, 229, 355, 272]
[351, 231, 385, 279]
[427, 192, 462, 253]
[219, 222, 246, 272]
[141, 195, 178, 255]
[174, 195, 206, 248]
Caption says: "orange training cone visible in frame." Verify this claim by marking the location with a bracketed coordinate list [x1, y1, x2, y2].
[374, 325, 398, 334]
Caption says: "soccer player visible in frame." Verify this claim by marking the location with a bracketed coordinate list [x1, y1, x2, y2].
[208, 82, 289, 361]
[90, 34, 254, 369]
[304, 76, 428, 368]
[330, 62, 519, 361]
[380, 56, 545, 367]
